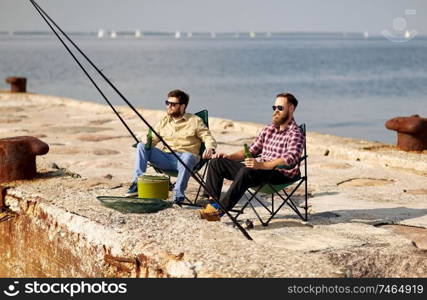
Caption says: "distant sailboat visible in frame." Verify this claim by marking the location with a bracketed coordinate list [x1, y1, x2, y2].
[363, 31, 369, 39]
[110, 31, 117, 39]
[135, 30, 142, 38]
[249, 31, 256, 38]
[187, 32, 192, 38]
[405, 30, 411, 39]
[175, 31, 181, 39]
[97, 29, 105, 39]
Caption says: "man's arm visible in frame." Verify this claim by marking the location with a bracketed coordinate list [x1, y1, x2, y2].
[196, 117, 217, 159]
[245, 129, 305, 170]
[278, 130, 305, 168]
[214, 149, 245, 161]
[244, 157, 286, 170]
[196, 118, 217, 150]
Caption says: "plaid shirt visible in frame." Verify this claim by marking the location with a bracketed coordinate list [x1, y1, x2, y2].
[249, 119, 305, 178]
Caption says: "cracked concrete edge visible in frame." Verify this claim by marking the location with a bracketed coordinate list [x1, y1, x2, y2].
[3, 189, 201, 278]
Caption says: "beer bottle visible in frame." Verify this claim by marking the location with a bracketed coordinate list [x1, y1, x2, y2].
[145, 128, 153, 150]
[243, 143, 252, 159]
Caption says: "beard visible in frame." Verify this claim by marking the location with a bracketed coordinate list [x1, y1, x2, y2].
[272, 111, 289, 126]
[168, 109, 183, 118]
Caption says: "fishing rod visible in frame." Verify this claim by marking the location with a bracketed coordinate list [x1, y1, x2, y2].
[29, 3, 138, 143]
[29, 0, 252, 240]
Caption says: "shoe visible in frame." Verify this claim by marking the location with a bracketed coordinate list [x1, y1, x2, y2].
[200, 211, 221, 221]
[173, 197, 185, 206]
[124, 181, 138, 197]
[200, 203, 219, 214]
[199, 203, 224, 221]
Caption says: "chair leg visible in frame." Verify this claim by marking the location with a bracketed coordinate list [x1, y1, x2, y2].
[241, 187, 272, 226]
[234, 186, 263, 221]
[237, 179, 309, 226]
[177, 165, 208, 208]
[249, 200, 269, 227]
[271, 193, 274, 212]
[266, 181, 305, 223]
[168, 179, 175, 191]
[148, 161, 209, 208]
[304, 177, 308, 221]
[193, 163, 208, 204]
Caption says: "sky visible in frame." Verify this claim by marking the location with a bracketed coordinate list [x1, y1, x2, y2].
[0, 0, 426, 35]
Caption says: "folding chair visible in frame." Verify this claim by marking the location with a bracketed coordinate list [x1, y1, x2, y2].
[148, 110, 210, 206]
[234, 124, 308, 226]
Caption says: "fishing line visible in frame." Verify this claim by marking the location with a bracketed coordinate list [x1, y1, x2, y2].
[29, 0, 252, 240]
[29, 1, 138, 143]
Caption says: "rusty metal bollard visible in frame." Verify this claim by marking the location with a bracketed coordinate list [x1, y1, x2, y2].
[0, 187, 7, 210]
[0, 136, 49, 182]
[385, 114, 427, 151]
[5, 77, 27, 92]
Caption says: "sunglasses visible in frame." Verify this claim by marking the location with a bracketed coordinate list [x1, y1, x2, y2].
[165, 100, 182, 107]
[272, 105, 284, 111]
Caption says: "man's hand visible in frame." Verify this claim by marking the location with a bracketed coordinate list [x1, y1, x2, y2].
[244, 158, 262, 169]
[202, 148, 215, 159]
[212, 152, 230, 159]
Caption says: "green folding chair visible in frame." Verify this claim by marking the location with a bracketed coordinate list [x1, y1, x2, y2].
[148, 110, 210, 206]
[234, 124, 308, 226]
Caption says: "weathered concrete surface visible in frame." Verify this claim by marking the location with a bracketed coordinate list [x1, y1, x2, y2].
[1, 92, 427, 277]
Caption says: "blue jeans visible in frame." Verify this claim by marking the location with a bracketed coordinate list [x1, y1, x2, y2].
[132, 142, 199, 199]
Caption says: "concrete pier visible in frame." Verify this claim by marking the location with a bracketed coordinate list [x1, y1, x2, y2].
[1, 92, 427, 277]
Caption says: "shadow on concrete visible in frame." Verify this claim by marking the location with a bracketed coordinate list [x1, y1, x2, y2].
[311, 192, 340, 197]
[310, 207, 427, 226]
[34, 170, 69, 180]
[226, 207, 427, 231]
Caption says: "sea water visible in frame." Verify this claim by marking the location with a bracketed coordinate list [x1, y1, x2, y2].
[1, 34, 426, 143]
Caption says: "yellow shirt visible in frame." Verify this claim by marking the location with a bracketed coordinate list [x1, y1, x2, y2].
[152, 113, 217, 158]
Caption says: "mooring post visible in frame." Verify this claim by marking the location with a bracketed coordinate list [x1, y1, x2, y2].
[5, 77, 27, 92]
[385, 114, 427, 151]
[0, 187, 7, 211]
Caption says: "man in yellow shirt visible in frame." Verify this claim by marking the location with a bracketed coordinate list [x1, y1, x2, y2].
[126, 90, 217, 205]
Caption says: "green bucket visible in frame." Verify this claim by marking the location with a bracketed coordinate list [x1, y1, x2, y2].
[137, 175, 169, 200]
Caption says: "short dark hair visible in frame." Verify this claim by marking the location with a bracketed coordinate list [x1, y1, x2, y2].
[276, 93, 298, 108]
[168, 90, 189, 108]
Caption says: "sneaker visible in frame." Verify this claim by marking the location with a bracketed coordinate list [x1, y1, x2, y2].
[200, 203, 219, 214]
[200, 210, 222, 221]
[173, 197, 185, 206]
[199, 203, 224, 221]
[124, 181, 138, 197]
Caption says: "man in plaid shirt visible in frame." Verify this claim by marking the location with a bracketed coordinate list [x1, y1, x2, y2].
[200, 93, 305, 221]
